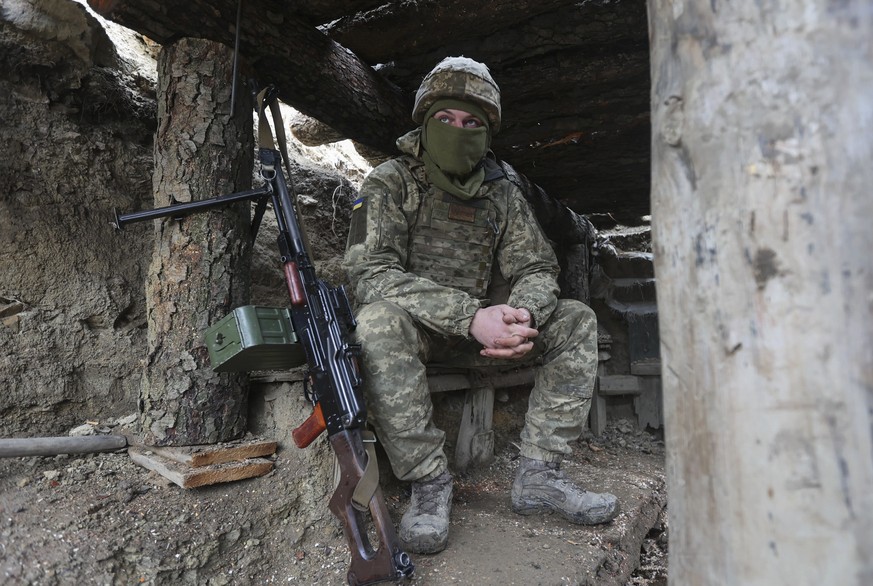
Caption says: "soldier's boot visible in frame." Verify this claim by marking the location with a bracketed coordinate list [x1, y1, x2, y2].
[399, 470, 453, 554]
[511, 456, 620, 525]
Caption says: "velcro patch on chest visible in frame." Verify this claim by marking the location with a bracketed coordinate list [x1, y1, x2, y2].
[447, 203, 477, 223]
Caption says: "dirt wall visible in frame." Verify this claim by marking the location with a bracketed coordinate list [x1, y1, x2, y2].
[0, 0, 156, 435]
[0, 0, 363, 439]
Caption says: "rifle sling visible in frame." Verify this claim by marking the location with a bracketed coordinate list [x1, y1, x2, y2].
[351, 430, 380, 512]
[256, 86, 293, 172]
[255, 86, 314, 255]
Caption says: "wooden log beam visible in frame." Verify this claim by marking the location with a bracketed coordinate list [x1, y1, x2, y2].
[651, 0, 873, 583]
[0, 435, 128, 458]
[326, 0, 576, 64]
[87, 0, 410, 155]
[292, 0, 386, 27]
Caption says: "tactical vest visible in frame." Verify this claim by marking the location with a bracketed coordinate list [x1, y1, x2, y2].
[401, 158, 501, 299]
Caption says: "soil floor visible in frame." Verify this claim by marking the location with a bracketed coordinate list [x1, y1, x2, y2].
[0, 393, 667, 586]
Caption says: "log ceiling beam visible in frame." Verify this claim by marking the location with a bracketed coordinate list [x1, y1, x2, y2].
[326, 0, 576, 65]
[87, 0, 412, 155]
[86, 0, 653, 225]
[293, 1, 386, 27]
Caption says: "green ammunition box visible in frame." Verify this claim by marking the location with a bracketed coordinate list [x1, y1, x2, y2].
[205, 305, 306, 372]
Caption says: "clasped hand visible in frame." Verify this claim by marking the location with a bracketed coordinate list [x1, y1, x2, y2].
[469, 304, 538, 359]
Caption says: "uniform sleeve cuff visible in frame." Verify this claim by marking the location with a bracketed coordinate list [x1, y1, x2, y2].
[454, 298, 483, 338]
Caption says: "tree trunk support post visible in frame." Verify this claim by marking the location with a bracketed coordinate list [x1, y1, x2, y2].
[138, 38, 255, 447]
[650, 1, 873, 583]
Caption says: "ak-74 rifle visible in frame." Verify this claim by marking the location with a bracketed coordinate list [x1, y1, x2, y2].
[113, 86, 414, 586]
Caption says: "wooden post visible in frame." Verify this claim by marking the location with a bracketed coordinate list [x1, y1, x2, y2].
[649, 1, 873, 584]
[454, 376, 496, 472]
[139, 38, 254, 446]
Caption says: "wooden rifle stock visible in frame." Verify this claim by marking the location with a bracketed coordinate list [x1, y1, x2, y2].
[330, 430, 413, 586]
[292, 403, 326, 448]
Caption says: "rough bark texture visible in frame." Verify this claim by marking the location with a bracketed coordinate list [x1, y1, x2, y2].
[139, 38, 254, 446]
[649, 1, 873, 584]
[87, 0, 411, 155]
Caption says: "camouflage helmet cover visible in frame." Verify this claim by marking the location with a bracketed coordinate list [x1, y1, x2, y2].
[412, 56, 502, 133]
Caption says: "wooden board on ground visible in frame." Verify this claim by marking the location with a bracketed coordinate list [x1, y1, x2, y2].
[129, 446, 274, 489]
[142, 438, 278, 467]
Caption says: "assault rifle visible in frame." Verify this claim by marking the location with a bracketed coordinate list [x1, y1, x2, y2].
[113, 87, 414, 586]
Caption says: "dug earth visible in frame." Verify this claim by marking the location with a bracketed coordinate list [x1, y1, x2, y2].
[0, 399, 666, 586]
[0, 3, 666, 584]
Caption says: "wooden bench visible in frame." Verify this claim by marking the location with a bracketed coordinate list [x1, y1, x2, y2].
[250, 366, 537, 473]
[426, 365, 536, 472]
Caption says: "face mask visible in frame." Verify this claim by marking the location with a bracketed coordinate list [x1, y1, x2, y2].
[422, 117, 489, 176]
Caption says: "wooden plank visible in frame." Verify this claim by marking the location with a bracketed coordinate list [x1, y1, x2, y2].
[145, 438, 278, 468]
[427, 373, 472, 393]
[129, 447, 273, 489]
[631, 359, 662, 376]
[590, 392, 608, 436]
[427, 367, 536, 394]
[250, 370, 306, 384]
[597, 374, 642, 395]
[488, 368, 536, 390]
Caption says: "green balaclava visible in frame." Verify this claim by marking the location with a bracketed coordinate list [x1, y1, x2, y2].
[421, 99, 492, 200]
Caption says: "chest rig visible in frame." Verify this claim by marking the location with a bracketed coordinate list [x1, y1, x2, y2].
[401, 158, 501, 299]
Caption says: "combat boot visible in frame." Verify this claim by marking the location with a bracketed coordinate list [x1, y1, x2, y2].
[399, 470, 453, 554]
[511, 456, 619, 525]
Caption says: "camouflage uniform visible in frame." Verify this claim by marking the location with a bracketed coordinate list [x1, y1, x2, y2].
[344, 129, 598, 483]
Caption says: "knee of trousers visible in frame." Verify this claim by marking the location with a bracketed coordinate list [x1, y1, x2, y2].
[355, 301, 421, 353]
[545, 299, 597, 348]
[354, 302, 433, 438]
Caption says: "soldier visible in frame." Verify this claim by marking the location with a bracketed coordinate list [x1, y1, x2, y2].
[343, 56, 619, 555]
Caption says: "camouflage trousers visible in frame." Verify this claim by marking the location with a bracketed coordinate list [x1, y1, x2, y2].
[354, 299, 598, 482]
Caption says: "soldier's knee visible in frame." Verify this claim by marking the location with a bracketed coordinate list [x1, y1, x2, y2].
[553, 299, 596, 333]
[355, 301, 418, 345]
[357, 301, 410, 330]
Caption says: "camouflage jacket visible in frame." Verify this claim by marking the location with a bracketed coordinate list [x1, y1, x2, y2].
[343, 128, 560, 339]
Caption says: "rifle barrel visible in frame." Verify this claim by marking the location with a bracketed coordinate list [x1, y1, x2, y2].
[113, 186, 271, 229]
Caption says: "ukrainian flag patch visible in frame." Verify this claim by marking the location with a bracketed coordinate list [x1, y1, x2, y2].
[348, 195, 367, 246]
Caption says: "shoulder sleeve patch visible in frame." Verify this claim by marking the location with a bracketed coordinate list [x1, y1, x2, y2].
[347, 196, 367, 247]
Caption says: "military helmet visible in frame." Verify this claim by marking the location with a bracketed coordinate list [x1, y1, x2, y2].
[412, 56, 502, 133]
